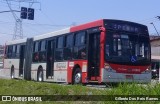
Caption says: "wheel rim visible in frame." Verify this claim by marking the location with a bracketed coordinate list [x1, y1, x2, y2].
[11, 71, 14, 79]
[74, 72, 81, 84]
[38, 71, 43, 81]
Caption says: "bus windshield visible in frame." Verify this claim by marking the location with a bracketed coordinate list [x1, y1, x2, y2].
[105, 31, 151, 65]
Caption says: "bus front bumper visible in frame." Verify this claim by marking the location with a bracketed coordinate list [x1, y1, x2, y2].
[101, 68, 151, 83]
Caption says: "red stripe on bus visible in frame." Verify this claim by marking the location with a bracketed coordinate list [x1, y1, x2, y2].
[70, 19, 103, 32]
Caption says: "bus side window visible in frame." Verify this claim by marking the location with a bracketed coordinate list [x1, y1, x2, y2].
[73, 31, 87, 59]
[39, 40, 46, 62]
[5, 46, 8, 58]
[12, 45, 17, 58]
[16, 45, 20, 58]
[64, 34, 73, 60]
[7, 45, 13, 58]
[55, 36, 64, 61]
[33, 41, 39, 62]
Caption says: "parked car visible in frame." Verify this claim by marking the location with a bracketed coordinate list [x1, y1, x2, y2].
[0, 62, 3, 68]
[151, 62, 159, 79]
[152, 69, 159, 79]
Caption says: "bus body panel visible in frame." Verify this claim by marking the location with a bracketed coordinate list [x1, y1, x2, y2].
[31, 63, 46, 80]
[4, 59, 19, 69]
[109, 63, 149, 74]
[53, 62, 68, 82]
[3, 59, 20, 78]
[70, 19, 103, 32]
[67, 60, 88, 83]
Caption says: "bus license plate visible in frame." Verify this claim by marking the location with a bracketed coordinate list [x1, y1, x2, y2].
[125, 75, 133, 79]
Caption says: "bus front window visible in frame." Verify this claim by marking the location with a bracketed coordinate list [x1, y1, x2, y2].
[105, 31, 150, 65]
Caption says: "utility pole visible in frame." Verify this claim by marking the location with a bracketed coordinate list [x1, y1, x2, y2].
[5, 0, 23, 40]
[4, 0, 37, 40]
[150, 22, 160, 36]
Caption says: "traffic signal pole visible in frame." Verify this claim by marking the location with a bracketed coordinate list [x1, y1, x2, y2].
[4, 0, 37, 40]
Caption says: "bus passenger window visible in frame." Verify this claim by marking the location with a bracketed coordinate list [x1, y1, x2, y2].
[34, 42, 39, 52]
[33, 41, 39, 62]
[40, 40, 46, 51]
[8, 46, 13, 58]
[64, 34, 73, 60]
[75, 32, 86, 46]
[73, 31, 87, 59]
[16, 45, 20, 58]
[12, 45, 16, 58]
[55, 36, 64, 61]
[57, 36, 64, 48]
[33, 53, 39, 62]
[66, 34, 73, 47]
[39, 40, 46, 62]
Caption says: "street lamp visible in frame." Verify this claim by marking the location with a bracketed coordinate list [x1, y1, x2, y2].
[150, 22, 160, 36]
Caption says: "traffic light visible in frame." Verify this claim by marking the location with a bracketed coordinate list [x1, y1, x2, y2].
[28, 8, 34, 20]
[20, 7, 27, 19]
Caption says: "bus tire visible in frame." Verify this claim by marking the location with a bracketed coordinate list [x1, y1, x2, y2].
[73, 68, 82, 84]
[37, 68, 43, 82]
[11, 67, 15, 79]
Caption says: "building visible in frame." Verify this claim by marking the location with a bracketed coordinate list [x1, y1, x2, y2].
[150, 36, 160, 79]
[0, 45, 4, 68]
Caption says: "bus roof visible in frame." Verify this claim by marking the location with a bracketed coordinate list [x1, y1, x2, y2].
[33, 28, 70, 41]
[6, 38, 27, 45]
[5, 19, 148, 45]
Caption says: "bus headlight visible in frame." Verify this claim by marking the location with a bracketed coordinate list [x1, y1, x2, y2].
[142, 66, 151, 74]
[104, 63, 110, 69]
[104, 63, 116, 72]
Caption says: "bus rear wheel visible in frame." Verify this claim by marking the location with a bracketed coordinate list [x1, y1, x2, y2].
[37, 69, 43, 82]
[73, 68, 82, 84]
[11, 67, 15, 79]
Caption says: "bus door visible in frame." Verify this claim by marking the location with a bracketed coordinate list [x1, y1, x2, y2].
[88, 32, 100, 80]
[19, 45, 25, 77]
[46, 40, 55, 78]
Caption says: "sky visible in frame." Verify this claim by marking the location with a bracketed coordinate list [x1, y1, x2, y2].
[0, 0, 160, 44]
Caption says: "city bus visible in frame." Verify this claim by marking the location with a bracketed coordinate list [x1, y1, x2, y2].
[3, 19, 151, 84]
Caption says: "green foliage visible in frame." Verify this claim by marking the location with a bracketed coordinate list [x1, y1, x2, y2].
[0, 79, 160, 104]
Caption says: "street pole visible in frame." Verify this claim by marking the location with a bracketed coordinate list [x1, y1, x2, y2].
[150, 22, 160, 36]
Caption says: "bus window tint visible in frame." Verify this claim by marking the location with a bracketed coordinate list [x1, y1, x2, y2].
[16, 45, 20, 58]
[57, 36, 64, 48]
[75, 32, 86, 46]
[34, 42, 39, 52]
[55, 36, 64, 61]
[105, 31, 150, 65]
[7, 46, 13, 58]
[64, 34, 73, 60]
[73, 32, 87, 59]
[33, 41, 39, 62]
[66, 34, 73, 47]
[12, 45, 16, 58]
[39, 40, 46, 62]
[40, 40, 46, 51]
